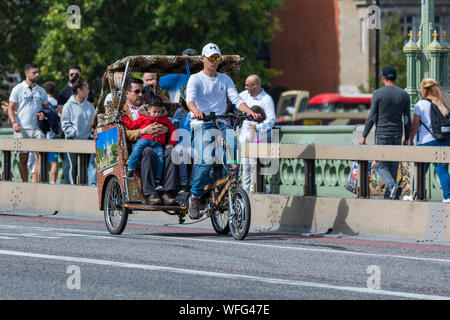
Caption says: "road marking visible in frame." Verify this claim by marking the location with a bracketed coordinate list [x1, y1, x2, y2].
[0, 236, 17, 240]
[0, 249, 448, 300]
[0, 223, 449, 264]
[138, 234, 450, 264]
[0, 224, 115, 240]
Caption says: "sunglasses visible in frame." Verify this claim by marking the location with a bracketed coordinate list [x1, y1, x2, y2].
[129, 89, 146, 95]
[69, 73, 80, 77]
[206, 56, 221, 62]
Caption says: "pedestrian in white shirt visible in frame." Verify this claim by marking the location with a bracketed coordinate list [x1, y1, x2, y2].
[239, 105, 267, 193]
[238, 75, 275, 193]
[239, 75, 275, 141]
[8, 63, 49, 182]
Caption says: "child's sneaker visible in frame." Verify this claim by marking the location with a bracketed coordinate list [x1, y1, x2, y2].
[178, 185, 190, 194]
[155, 179, 164, 192]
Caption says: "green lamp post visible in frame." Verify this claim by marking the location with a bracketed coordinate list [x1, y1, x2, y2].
[403, 0, 449, 110]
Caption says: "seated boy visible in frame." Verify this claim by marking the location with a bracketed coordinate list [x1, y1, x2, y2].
[121, 96, 177, 189]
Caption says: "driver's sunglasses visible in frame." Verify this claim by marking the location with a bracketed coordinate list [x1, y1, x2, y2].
[129, 89, 146, 95]
[207, 56, 222, 62]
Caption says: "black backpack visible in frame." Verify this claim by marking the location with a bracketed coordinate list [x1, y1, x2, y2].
[419, 99, 450, 141]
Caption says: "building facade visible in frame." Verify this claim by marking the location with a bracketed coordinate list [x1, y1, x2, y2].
[269, 0, 450, 98]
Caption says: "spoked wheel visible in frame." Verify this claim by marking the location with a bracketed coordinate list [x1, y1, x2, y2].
[211, 204, 230, 235]
[104, 176, 130, 235]
[228, 187, 251, 240]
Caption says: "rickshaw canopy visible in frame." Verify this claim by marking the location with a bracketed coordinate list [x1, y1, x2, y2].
[94, 55, 243, 127]
[105, 55, 243, 76]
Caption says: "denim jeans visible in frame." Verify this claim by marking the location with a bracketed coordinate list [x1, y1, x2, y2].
[88, 154, 97, 186]
[190, 121, 234, 197]
[420, 139, 450, 200]
[63, 152, 97, 186]
[173, 143, 196, 186]
[128, 139, 163, 180]
[375, 134, 402, 197]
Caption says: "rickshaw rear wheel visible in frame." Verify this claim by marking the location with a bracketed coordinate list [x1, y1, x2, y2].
[104, 176, 130, 235]
[228, 187, 251, 240]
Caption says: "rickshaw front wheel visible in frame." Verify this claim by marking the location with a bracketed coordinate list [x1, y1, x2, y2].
[104, 176, 130, 235]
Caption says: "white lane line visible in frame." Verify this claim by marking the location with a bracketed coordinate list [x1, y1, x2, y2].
[138, 234, 450, 264]
[0, 224, 449, 264]
[0, 225, 115, 239]
[0, 236, 17, 240]
[0, 232, 60, 239]
[0, 249, 448, 300]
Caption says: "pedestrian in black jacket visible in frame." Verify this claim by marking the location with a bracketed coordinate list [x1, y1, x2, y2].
[359, 66, 411, 200]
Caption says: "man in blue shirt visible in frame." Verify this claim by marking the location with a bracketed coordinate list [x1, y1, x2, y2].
[159, 48, 197, 103]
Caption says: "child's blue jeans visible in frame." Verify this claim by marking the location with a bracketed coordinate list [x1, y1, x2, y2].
[128, 139, 163, 180]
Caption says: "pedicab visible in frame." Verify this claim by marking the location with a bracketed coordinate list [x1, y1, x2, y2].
[92, 55, 258, 240]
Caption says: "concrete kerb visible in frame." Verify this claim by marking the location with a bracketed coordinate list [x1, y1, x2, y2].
[249, 193, 450, 244]
[1, 181, 449, 243]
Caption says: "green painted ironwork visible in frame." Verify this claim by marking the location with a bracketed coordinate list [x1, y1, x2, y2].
[264, 126, 444, 200]
[404, 0, 450, 109]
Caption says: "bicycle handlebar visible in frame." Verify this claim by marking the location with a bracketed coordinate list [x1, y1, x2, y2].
[201, 112, 263, 123]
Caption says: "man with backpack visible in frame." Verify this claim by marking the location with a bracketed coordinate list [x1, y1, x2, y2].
[359, 66, 411, 200]
[409, 78, 450, 202]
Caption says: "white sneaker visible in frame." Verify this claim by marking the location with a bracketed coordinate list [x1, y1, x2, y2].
[443, 199, 450, 203]
[403, 195, 413, 201]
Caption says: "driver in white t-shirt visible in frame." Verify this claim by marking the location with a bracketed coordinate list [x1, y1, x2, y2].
[186, 43, 259, 219]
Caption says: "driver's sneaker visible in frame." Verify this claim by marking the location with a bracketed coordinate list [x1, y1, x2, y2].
[188, 196, 201, 219]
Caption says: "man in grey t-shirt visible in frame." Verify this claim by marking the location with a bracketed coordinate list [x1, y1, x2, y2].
[359, 66, 411, 200]
[8, 63, 48, 182]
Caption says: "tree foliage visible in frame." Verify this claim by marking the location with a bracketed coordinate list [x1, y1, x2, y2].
[1, 0, 283, 100]
[380, 13, 406, 89]
[360, 13, 407, 92]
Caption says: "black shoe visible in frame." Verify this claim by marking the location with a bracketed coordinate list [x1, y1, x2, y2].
[188, 196, 201, 219]
[126, 169, 134, 178]
[160, 192, 176, 206]
[148, 194, 162, 205]
[390, 185, 402, 200]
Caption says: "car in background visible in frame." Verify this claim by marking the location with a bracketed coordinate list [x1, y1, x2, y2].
[276, 91, 371, 126]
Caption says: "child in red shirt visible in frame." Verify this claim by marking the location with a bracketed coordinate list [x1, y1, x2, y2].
[121, 98, 176, 185]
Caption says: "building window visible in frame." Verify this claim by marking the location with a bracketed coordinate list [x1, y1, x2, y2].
[400, 15, 418, 42]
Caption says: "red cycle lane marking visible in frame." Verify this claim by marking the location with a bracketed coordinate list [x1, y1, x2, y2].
[1, 214, 449, 252]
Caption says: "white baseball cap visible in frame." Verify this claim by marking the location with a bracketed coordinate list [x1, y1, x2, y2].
[201, 43, 222, 58]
